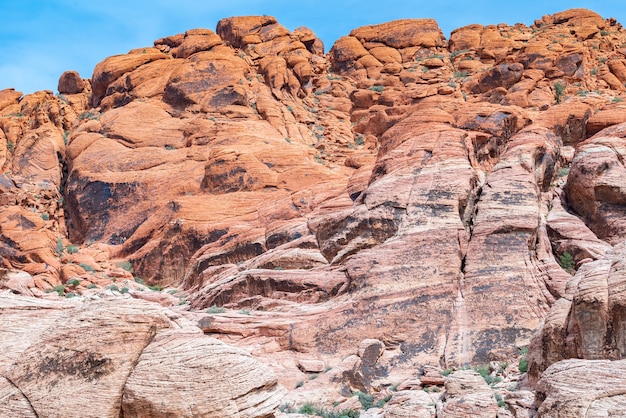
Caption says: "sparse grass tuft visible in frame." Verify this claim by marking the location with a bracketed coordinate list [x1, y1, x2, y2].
[116, 261, 133, 273]
[206, 305, 226, 314]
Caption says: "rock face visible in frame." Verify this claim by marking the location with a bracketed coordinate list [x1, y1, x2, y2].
[566, 123, 626, 244]
[0, 294, 285, 418]
[528, 242, 626, 381]
[534, 359, 626, 417]
[4, 7, 626, 414]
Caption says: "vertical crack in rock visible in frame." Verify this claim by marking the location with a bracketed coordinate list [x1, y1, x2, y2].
[1, 375, 39, 418]
[118, 323, 160, 415]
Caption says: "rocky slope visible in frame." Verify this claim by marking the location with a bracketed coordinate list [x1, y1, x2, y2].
[2, 7, 626, 417]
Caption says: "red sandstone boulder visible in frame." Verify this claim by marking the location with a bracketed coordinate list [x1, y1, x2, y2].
[170, 28, 223, 59]
[350, 19, 445, 49]
[0, 89, 22, 112]
[57, 71, 85, 94]
[90, 49, 169, 107]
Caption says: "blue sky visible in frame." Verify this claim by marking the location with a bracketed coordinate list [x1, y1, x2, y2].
[2, 1, 626, 94]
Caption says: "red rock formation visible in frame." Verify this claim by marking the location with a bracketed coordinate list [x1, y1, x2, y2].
[528, 242, 626, 382]
[3, 8, 626, 414]
[535, 359, 626, 416]
[566, 123, 626, 244]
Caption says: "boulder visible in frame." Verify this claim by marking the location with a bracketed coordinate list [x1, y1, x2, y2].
[0, 294, 285, 418]
[0, 88, 22, 111]
[58, 71, 85, 94]
[440, 370, 498, 417]
[535, 359, 626, 417]
[350, 19, 445, 49]
[91, 49, 169, 106]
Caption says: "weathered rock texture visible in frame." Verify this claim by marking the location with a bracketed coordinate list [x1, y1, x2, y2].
[534, 359, 626, 417]
[440, 370, 499, 417]
[528, 241, 626, 382]
[0, 294, 285, 418]
[3, 8, 626, 414]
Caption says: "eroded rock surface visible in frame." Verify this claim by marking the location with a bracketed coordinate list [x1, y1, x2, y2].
[535, 359, 626, 417]
[3, 8, 626, 415]
[528, 242, 626, 382]
[0, 294, 284, 418]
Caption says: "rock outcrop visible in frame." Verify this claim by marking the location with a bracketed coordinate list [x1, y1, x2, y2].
[528, 241, 626, 382]
[3, 7, 626, 415]
[0, 294, 284, 418]
[534, 359, 626, 417]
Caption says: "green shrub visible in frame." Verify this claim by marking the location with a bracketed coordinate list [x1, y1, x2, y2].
[87, 283, 97, 289]
[553, 81, 566, 103]
[559, 252, 575, 274]
[297, 403, 359, 418]
[79, 263, 95, 272]
[495, 392, 506, 408]
[369, 85, 384, 93]
[474, 364, 501, 385]
[66, 244, 79, 254]
[65, 292, 75, 298]
[56, 237, 64, 256]
[518, 346, 529, 373]
[41, 213, 49, 221]
[66, 278, 80, 287]
[518, 358, 528, 373]
[206, 305, 226, 314]
[116, 260, 133, 273]
[108, 284, 120, 292]
[355, 391, 374, 410]
[375, 395, 392, 408]
[78, 111, 99, 120]
[52, 284, 66, 296]
[299, 403, 315, 414]
[450, 49, 470, 58]
[120, 287, 129, 294]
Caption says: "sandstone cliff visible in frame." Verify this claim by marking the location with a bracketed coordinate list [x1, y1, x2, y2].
[2, 7, 626, 417]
